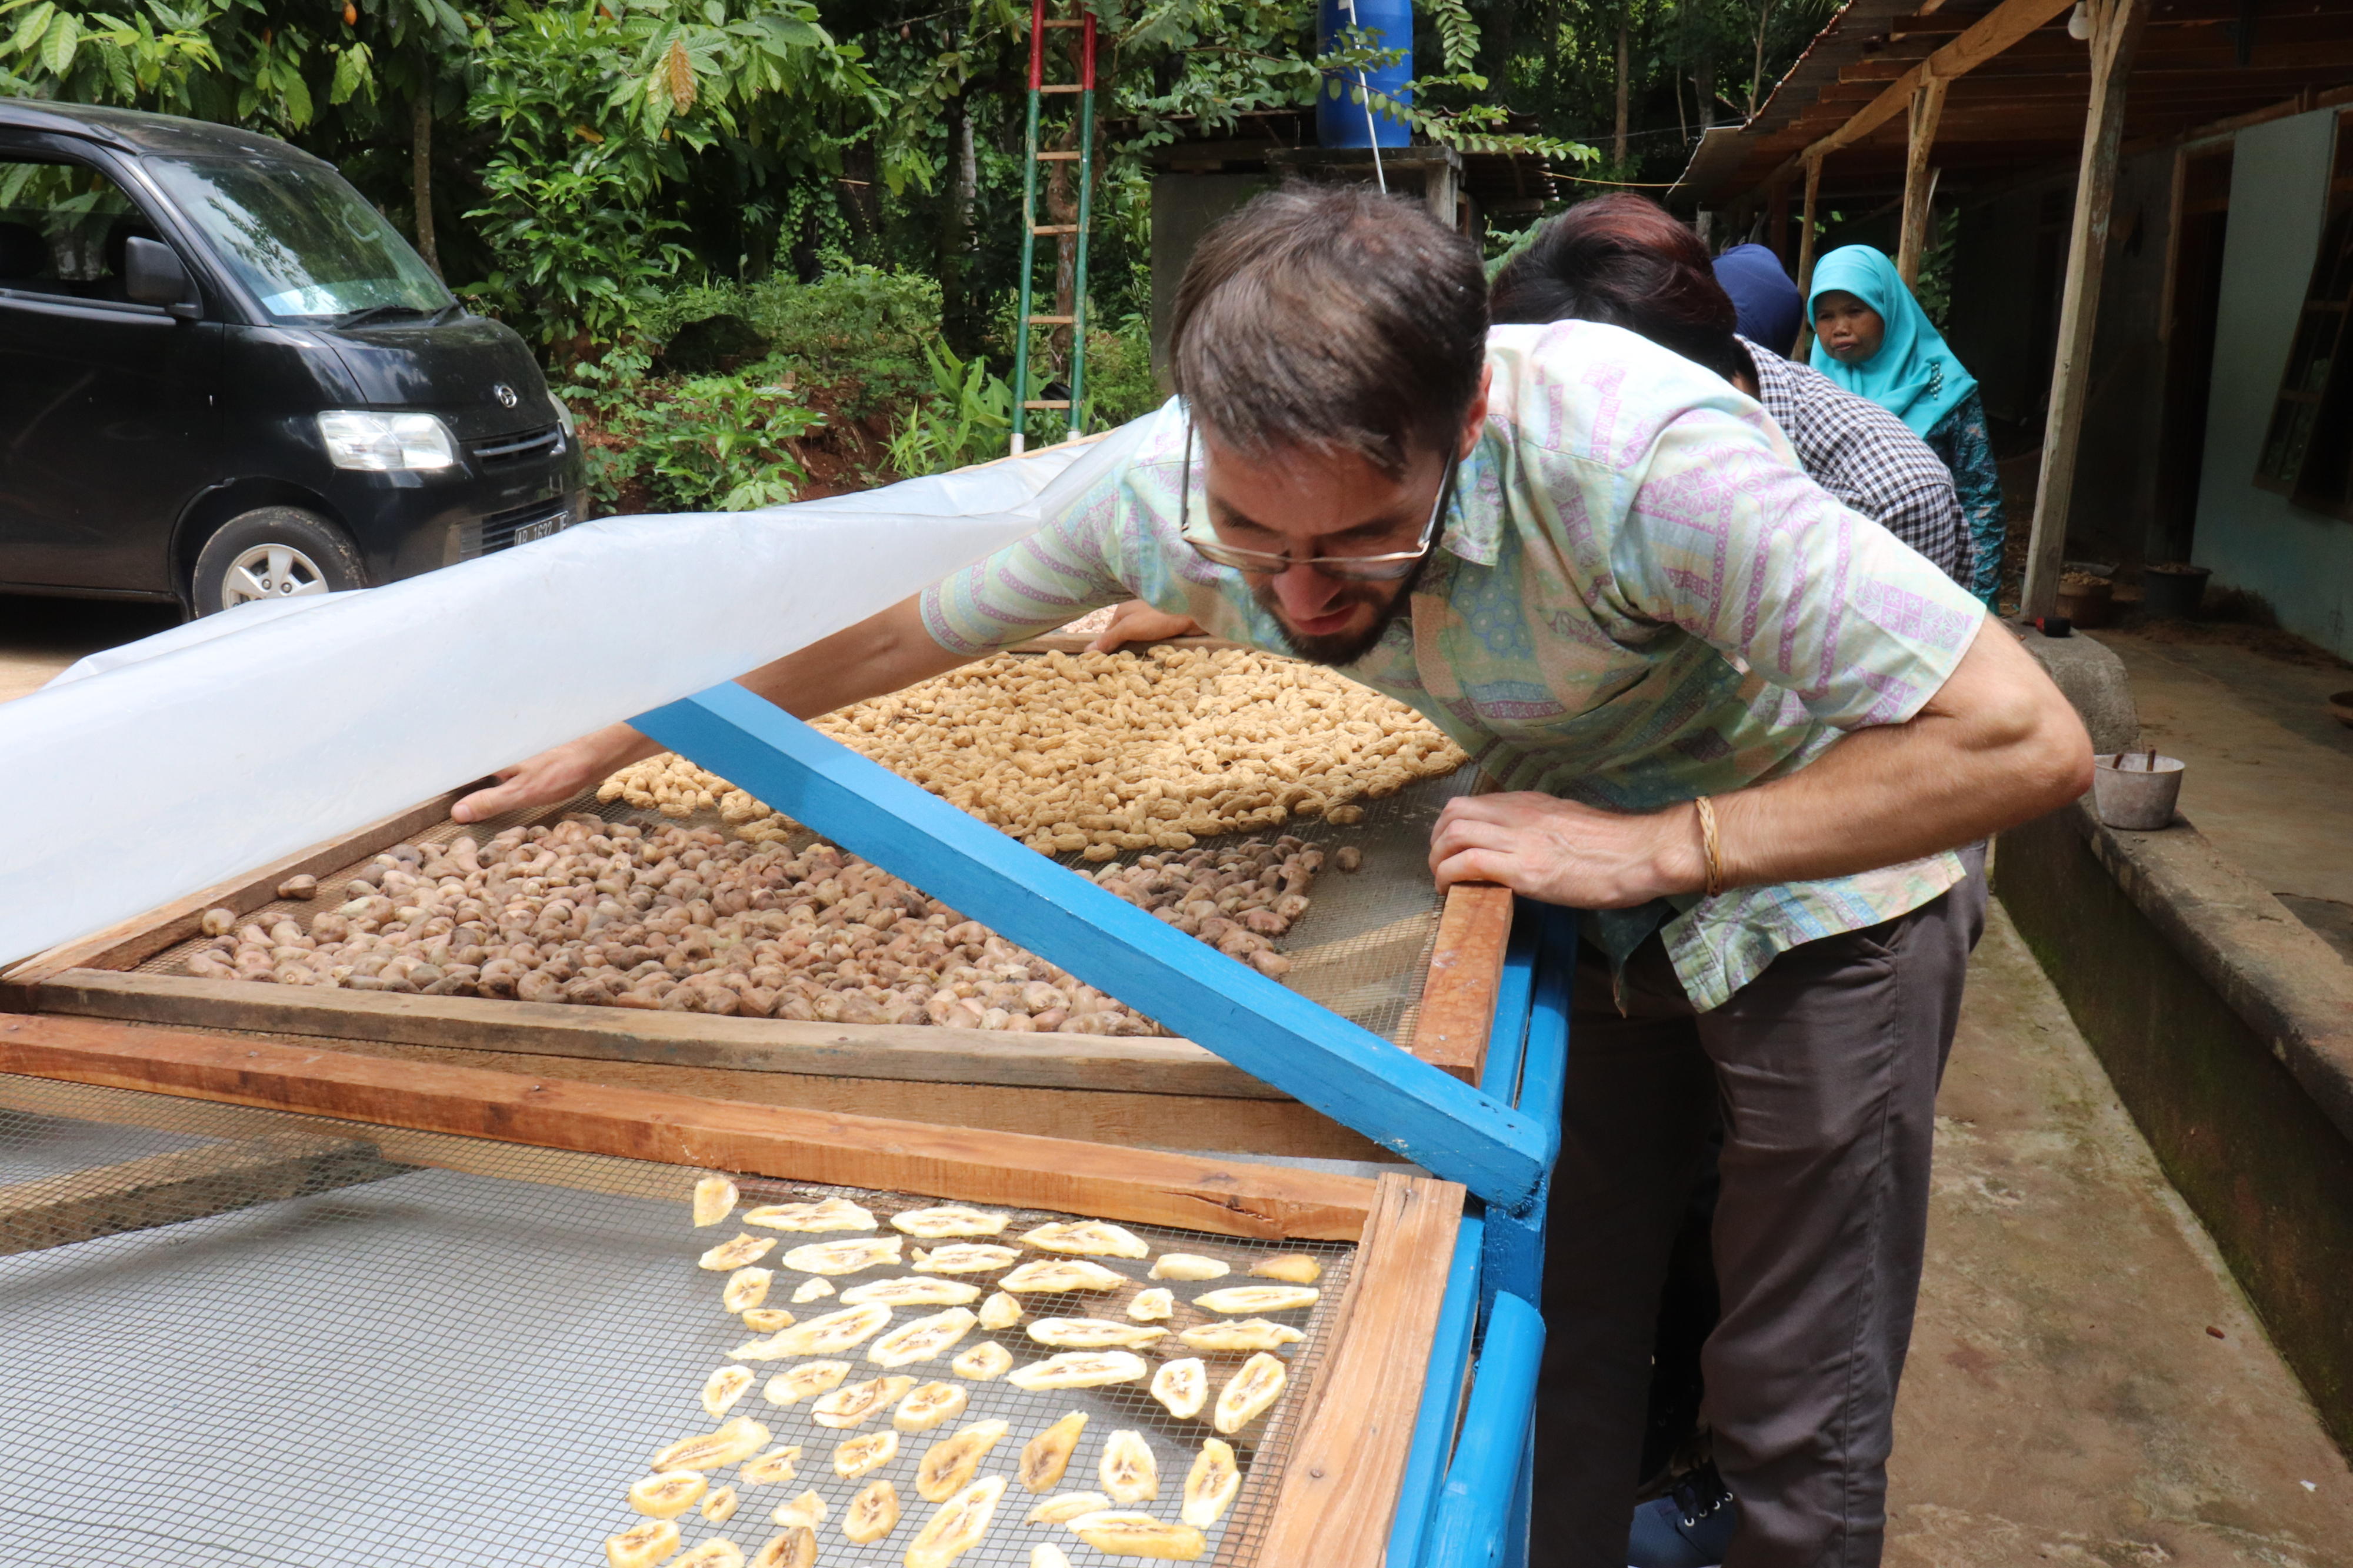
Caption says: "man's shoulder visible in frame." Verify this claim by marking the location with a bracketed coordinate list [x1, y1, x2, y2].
[1740, 338, 1951, 490]
[1485, 321, 1779, 468]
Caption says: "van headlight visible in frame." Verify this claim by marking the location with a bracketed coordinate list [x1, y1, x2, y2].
[316, 411, 458, 472]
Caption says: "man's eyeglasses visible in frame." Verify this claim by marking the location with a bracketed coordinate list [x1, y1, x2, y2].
[1177, 413, 1455, 583]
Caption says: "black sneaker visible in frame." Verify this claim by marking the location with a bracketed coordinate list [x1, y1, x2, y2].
[1625, 1463, 1737, 1568]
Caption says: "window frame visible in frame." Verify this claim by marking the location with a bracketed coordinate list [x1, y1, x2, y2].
[2253, 110, 2353, 520]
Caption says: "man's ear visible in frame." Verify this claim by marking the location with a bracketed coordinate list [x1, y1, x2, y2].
[1458, 364, 1492, 461]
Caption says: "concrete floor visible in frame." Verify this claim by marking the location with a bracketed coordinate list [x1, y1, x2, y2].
[2094, 631, 2353, 963]
[1888, 903, 2353, 1565]
[0, 593, 178, 705]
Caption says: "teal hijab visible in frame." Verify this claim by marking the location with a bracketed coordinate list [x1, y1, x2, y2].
[1807, 245, 1976, 438]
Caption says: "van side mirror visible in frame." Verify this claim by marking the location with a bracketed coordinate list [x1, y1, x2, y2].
[124, 236, 199, 319]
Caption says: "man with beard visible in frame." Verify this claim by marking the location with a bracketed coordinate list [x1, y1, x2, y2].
[452, 185, 2089, 1568]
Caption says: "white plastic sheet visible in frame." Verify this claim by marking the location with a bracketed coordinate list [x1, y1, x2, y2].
[0, 428, 1139, 966]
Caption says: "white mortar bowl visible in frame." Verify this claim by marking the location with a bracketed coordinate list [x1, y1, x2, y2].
[2092, 752, 2185, 831]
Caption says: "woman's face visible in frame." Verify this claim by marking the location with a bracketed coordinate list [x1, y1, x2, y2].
[1813, 290, 1886, 365]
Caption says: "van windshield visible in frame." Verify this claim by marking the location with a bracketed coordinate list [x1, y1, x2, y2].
[145, 156, 452, 325]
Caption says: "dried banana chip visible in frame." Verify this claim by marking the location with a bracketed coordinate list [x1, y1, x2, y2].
[673, 1540, 744, 1568]
[1066, 1512, 1207, 1561]
[839, 1276, 982, 1308]
[891, 1204, 1011, 1237]
[906, 1474, 1007, 1568]
[654, 1417, 773, 1472]
[1192, 1285, 1319, 1315]
[1150, 1359, 1208, 1421]
[870, 1307, 978, 1367]
[694, 1176, 738, 1228]
[915, 1417, 1009, 1502]
[771, 1490, 826, 1530]
[1006, 1351, 1148, 1392]
[1023, 1491, 1110, 1525]
[700, 1233, 776, 1271]
[1026, 1318, 1168, 1350]
[702, 1484, 741, 1523]
[998, 1259, 1127, 1295]
[978, 1291, 1024, 1330]
[1100, 1429, 1159, 1504]
[763, 1360, 851, 1405]
[722, 1268, 775, 1313]
[730, 1333, 804, 1362]
[750, 1526, 815, 1568]
[1033, 1546, 1074, 1568]
[739, 1446, 802, 1486]
[894, 1380, 969, 1432]
[739, 1309, 796, 1335]
[1018, 1410, 1088, 1493]
[781, 1236, 903, 1276]
[1148, 1254, 1228, 1282]
[629, 1469, 709, 1519]
[702, 1365, 756, 1417]
[1212, 1353, 1288, 1434]
[911, 1243, 1020, 1275]
[607, 1518, 681, 1568]
[1018, 1220, 1150, 1259]
[1127, 1289, 1174, 1322]
[1176, 1319, 1305, 1353]
[766, 1304, 893, 1357]
[744, 1197, 876, 1232]
[812, 1374, 916, 1429]
[951, 1341, 1014, 1380]
[832, 1428, 900, 1479]
[790, 1277, 835, 1304]
[1181, 1439, 1239, 1527]
[1248, 1253, 1323, 1285]
[841, 1479, 901, 1544]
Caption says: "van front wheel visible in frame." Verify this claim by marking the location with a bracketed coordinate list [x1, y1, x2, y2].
[191, 508, 366, 616]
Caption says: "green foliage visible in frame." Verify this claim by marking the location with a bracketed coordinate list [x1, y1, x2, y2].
[641, 264, 942, 417]
[564, 348, 826, 511]
[1912, 208, 1961, 331]
[887, 339, 1011, 478]
[1081, 313, 1161, 429]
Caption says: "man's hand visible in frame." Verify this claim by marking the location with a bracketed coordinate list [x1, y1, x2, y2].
[1429, 793, 1703, 909]
[452, 723, 656, 824]
[1087, 599, 1202, 653]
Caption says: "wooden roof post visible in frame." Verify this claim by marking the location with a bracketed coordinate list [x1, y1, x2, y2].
[1897, 76, 1949, 286]
[2021, 0, 2152, 618]
[1793, 152, 1824, 358]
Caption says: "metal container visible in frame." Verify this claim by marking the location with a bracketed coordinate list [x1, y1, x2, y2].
[2141, 563, 2212, 619]
[2092, 751, 2184, 830]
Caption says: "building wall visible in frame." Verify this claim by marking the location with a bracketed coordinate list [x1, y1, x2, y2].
[2194, 108, 2353, 659]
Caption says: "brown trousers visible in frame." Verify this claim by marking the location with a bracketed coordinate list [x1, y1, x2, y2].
[1532, 859, 1987, 1567]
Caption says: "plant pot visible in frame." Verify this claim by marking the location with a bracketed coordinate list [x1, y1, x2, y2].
[2092, 751, 2184, 830]
[2141, 563, 2212, 619]
[2055, 578, 2114, 628]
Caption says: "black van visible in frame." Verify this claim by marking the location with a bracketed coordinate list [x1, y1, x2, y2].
[0, 101, 584, 615]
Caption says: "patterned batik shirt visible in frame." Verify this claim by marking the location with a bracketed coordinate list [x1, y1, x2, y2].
[1741, 336, 1971, 589]
[921, 321, 1989, 1010]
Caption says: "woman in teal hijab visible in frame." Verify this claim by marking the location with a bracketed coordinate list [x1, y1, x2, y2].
[1809, 245, 2005, 607]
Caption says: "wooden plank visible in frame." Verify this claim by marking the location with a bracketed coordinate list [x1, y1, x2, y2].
[1255, 1172, 1466, 1566]
[29, 968, 1291, 1100]
[1407, 883, 1514, 1083]
[2022, 0, 2154, 618]
[1794, 152, 1825, 359]
[633, 684, 1550, 1209]
[0, 1130, 410, 1256]
[0, 788, 475, 996]
[0, 1014, 1382, 1240]
[1897, 76, 1949, 286]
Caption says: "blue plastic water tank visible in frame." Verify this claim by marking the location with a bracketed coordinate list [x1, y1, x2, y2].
[1317, 0, 1414, 149]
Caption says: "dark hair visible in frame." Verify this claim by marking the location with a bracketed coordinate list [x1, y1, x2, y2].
[1168, 183, 1488, 478]
[1488, 194, 1750, 386]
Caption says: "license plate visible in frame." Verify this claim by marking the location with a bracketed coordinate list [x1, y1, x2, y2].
[515, 514, 566, 546]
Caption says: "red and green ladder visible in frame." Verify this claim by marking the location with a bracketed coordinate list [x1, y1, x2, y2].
[1009, 0, 1098, 455]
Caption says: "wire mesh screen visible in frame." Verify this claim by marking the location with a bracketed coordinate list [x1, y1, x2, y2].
[132, 762, 1479, 1052]
[0, 1075, 1356, 1567]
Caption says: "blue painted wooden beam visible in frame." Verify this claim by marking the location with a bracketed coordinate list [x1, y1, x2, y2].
[1386, 1210, 1486, 1568]
[633, 683, 1552, 1210]
[1479, 902, 1576, 1310]
[1426, 1290, 1547, 1567]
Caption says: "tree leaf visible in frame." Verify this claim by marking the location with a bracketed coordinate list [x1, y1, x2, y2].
[39, 9, 79, 74]
[9, 2, 55, 56]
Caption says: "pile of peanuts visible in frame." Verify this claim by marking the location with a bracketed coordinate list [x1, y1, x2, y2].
[597, 646, 1468, 854]
[186, 816, 1348, 1032]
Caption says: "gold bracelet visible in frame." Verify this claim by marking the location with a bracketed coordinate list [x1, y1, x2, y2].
[1694, 796, 1725, 899]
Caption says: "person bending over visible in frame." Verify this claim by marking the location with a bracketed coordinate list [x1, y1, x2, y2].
[453, 184, 2089, 1568]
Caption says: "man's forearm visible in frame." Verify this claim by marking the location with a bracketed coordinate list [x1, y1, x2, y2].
[733, 595, 977, 720]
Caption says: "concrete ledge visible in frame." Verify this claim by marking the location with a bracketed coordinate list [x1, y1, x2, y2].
[2014, 623, 2141, 753]
[1996, 801, 2353, 1449]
